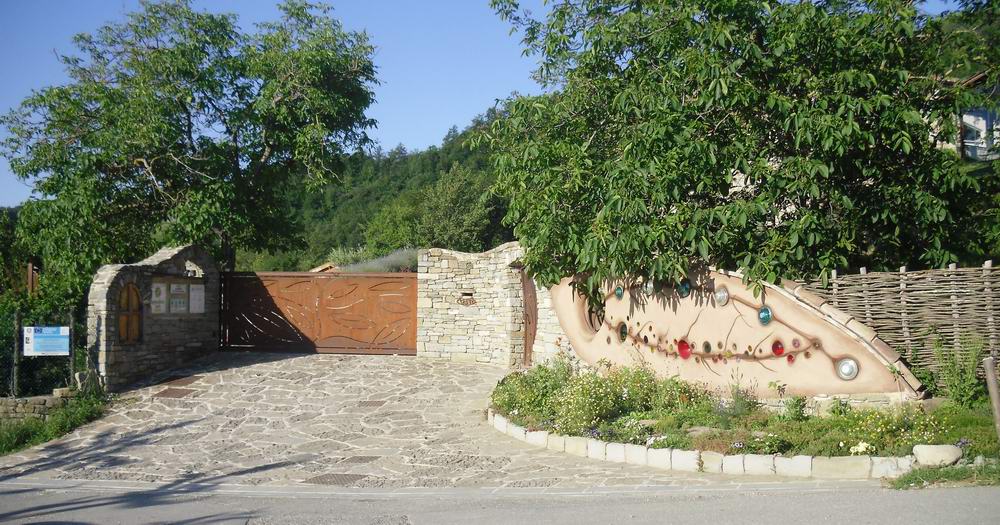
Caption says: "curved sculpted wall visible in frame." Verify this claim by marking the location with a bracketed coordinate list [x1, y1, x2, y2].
[549, 269, 923, 399]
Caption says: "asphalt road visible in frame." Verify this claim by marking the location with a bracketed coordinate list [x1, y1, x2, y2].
[0, 479, 997, 524]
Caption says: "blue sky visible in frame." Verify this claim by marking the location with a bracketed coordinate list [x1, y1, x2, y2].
[0, 0, 957, 206]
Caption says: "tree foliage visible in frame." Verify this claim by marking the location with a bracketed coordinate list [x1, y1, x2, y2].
[481, 0, 995, 298]
[363, 163, 510, 256]
[242, 117, 508, 270]
[1, 0, 377, 296]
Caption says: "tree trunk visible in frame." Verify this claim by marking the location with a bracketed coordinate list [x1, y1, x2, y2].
[220, 232, 236, 272]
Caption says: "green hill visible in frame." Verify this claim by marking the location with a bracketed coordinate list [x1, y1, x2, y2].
[238, 113, 511, 271]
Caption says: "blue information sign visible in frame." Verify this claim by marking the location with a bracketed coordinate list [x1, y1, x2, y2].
[23, 326, 70, 357]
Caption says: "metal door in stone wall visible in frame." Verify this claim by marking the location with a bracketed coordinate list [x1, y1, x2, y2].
[221, 272, 417, 354]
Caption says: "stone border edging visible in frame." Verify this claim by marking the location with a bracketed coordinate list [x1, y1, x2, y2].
[488, 409, 946, 479]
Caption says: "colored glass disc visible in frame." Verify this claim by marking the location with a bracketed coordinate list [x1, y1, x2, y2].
[678, 278, 692, 298]
[772, 340, 785, 356]
[618, 323, 628, 342]
[615, 286, 624, 299]
[678, 340, 692, 359]
[758, 305, 773, 325]
[713, 286, 729, 306]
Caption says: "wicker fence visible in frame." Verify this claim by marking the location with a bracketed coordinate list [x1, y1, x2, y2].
[801, 261, 998, 382]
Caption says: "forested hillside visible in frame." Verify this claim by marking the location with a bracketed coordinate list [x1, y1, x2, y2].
[238, 112, 513, 271]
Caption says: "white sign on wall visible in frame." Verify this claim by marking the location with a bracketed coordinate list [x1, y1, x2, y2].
[151, 282, 167, 314]
[23, 326, 70, 356]
[169, 296, 188, 314]
[189, 284, 205, 314]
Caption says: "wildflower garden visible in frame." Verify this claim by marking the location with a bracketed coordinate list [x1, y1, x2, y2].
[491, 355, 999, 461]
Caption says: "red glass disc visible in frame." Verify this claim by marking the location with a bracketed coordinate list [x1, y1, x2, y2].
[787, 354, 795, 364]
[678, 340, 692, 359]
[771, 340, 785, 356]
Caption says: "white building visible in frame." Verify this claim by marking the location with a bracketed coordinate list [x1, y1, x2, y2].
[962, 108, 999, 161]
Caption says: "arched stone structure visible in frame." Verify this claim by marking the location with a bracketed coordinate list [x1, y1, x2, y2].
[86, 245, 219, 391]
[549, 268, 924, 400]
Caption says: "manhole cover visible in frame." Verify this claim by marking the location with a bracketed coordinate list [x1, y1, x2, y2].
[303, 473, 369, 486]
[163, 375, 201, 387]
[358, 400, 386, 408]
[154, 387, 196, 399]
[340, 455, 380, 464]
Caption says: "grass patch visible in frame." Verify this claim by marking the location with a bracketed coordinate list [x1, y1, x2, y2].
[491, 358, 999, 457]
[891, 463, 1000, 489]
[0, 394, 107, 456]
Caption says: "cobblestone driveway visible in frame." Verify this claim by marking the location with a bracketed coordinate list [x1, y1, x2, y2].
[0, 353, 789, 490]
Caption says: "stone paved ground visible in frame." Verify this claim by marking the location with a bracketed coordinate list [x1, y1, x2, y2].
[0, 353, 861, 490]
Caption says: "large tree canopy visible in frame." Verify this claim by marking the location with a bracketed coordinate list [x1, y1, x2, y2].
[481, 0, 994, 298]
[1, 0, 376, 292]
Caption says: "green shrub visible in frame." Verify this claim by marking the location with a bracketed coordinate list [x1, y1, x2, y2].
[490, 356, 573, 428]
[598, 414, 653, 445]
[772, 417, 855, 456]
[489, 362, 995, 457]
[783, 396, 809, 422]
[744, 432, 793, 454]
[892, 463, 1000, 489]
[929, 401, 1000, 458]
[932, 336, 986, 408]
[607, 366, 658, 414]
[842, 406, 948, 456]
[830, 399, 852, 417]
[649, 377, 720, 428]
[340, 248, 418, 273]
[0, 394, 106, 456]
[715, 382, 761, 429]
[324, 245, 373, 267]
[549, 372, 618, 434]
[651, 377, 710, 411]
[648, 431, 692, 450]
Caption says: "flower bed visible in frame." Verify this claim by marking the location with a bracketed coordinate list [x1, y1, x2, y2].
[490, 357, 998, 460]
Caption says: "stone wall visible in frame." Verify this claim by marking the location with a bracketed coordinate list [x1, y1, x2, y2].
[531, 285, 574, 364]
[415, 241, 574, 367]
[416, 243, 526, 365]
[87, 245, 219, 391]
[0, 388, 74, 421]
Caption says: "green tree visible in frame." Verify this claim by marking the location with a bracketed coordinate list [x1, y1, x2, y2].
[364, 192, 424, 256]
[416, 164, 498, 252]
[362, 163, 511, 256]
[0, 208, 22, 292]
[1, 0, 377, 297]
[481, 0, 991, 298]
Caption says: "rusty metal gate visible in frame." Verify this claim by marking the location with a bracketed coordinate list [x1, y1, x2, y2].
[221, 272, 417, 354]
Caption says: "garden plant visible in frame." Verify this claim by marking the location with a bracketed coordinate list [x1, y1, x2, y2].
[491, 356, 999, 460]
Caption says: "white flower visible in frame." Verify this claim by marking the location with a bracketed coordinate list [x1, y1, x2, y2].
[849, 441, 873, 455]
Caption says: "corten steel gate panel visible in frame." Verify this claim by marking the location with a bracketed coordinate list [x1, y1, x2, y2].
[222, 272, 417, 354]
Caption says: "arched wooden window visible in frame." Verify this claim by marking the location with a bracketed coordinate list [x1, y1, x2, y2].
[118, 283, 142, 344]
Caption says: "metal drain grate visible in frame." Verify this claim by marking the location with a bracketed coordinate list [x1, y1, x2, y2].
[162, 375, 201, 387]
[339, 455, 380, 464]
[303, 473, 369, 486]
[153, 387, 196, 398]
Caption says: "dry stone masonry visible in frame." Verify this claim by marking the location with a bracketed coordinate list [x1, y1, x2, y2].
[416, 242, 575, 367]
[416, 243, 526, 365]
[86, 245, 219, 391]
[0, 388, 74, 421]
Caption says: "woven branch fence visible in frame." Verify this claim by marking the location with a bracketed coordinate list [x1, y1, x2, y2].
[801, 261, 998, 386]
